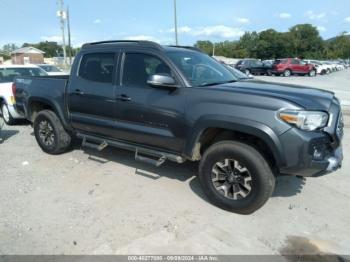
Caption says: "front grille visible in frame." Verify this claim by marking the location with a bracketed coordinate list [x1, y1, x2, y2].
[336, 112, 344, 140]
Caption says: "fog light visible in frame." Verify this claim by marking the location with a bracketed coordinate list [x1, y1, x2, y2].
[313, 147, 325, 161]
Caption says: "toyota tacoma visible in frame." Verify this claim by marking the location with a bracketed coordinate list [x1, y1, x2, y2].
[14, 41, 344, 214]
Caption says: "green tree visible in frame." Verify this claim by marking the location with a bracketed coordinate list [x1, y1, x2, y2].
[194, 40, 214, 55]
[287, 24, 324, 58]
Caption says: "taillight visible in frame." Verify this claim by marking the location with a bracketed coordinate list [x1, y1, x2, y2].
[10, 83, 16, 104]
[12, 82, 16, 95]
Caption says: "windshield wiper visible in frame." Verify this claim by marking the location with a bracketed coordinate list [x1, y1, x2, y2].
[199, 80, 237, 87]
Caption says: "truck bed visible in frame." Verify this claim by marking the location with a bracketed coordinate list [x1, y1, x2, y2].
[14, 75, 69, 120]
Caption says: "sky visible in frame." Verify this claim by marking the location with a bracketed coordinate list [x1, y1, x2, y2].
[0, 0, 350, 48]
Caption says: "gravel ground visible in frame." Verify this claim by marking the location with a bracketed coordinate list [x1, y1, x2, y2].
[0, 72, 349, 256]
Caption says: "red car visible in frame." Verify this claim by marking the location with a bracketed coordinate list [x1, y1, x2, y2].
[271, 58, 317, 77]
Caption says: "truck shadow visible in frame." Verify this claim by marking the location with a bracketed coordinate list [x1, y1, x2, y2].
[78, 143, 306, 201]
[0, 129, 19, 143]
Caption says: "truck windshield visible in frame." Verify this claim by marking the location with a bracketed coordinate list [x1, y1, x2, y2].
[0, 67, 47, 83]
[166, 51, 238, 87]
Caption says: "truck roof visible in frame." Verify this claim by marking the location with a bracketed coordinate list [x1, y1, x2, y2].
[81, 40, 203, 53]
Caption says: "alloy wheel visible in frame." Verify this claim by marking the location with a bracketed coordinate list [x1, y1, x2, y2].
[211, 159, 253, 200]
[1, 104, 10, 123]
[38, 120, 55, 146]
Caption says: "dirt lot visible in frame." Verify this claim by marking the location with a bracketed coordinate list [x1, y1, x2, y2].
[0, 72, 350, 255]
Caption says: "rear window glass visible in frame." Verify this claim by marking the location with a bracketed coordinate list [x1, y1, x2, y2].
[274, 59, 287, 64]
[0, 67, 47, 83]
[79, 53, 115, 83]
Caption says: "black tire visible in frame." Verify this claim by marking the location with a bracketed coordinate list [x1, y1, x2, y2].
[267, 70, 272, 76]
[308, 69, 316, 77]
[199, 141, 275, 214]
[283, 69, 291, 77]
[1, 103, 16, 125]
[34, 110, 71, 155]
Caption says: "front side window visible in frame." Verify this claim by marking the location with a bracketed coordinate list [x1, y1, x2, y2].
[122, 53, 172, 87]
[0, 67, 47, 83]
[79, 53, 115, 83]
[166, 51, 238, 87]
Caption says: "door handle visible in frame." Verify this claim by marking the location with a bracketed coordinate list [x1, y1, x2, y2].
[116, 94, 131, 102]
[73, 89, 85, 96]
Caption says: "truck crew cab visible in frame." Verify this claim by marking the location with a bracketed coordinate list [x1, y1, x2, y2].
[14, 41, 344, 214]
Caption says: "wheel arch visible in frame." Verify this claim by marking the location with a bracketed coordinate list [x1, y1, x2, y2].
[27, 97, 70, 130]
[185, 116, 285, 169]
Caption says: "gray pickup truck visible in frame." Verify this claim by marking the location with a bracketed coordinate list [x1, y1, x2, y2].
[14, 40, 344, 214]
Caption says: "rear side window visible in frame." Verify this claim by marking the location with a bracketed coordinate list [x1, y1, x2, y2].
[291, 59, 300, 65]
[79, 53, 115, 83]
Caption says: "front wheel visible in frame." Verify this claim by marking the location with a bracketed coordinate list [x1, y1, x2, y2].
[199, 141, 275, 214]
[34, 110, 72, 155]
[1, 103, 16, 125]
[283, 69, 291, 77]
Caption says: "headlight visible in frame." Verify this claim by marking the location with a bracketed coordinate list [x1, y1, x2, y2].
[279, 110, 329, 131]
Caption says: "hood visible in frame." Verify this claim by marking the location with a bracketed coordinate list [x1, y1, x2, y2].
[202, 79, 335, 111]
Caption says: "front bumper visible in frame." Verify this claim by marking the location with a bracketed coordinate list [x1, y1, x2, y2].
[279, 101, 344, 177]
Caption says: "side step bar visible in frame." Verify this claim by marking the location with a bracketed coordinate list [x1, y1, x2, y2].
[77, 133, 185, 166]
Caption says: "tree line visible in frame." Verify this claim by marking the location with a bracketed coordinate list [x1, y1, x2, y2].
[0, 42, 80, 60]
[195, 24, 350, 60]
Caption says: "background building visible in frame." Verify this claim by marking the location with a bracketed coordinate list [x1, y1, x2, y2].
[11, 46, 45, 65]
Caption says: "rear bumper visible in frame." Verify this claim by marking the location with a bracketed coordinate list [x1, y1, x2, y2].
[270, 69, 284, 74]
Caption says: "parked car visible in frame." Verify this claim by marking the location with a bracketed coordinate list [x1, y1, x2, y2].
[14, 40, 343, 214]
[0, 65, 47, 125]
[37, 64, 68, 76]
[322, 61, 338, 72]
[235, 59, 272, 76]
[304, 60, 331, 75]
[271, 58, 317, 77]
[333, 61, 345, 71]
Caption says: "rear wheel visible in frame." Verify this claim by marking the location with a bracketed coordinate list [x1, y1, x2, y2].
[34, 110, 71, 155]
[1, 103, 16, 125]
[309, 69, 316, 77]
[199, 141, 275, 214]
[283, 69, 291, 77]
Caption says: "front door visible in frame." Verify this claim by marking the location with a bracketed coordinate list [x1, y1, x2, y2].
[67, 52, 120, 139]
[115, 52, 187, 153]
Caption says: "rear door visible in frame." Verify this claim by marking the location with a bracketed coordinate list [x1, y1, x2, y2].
[114, 51, 187, 153]
[67, 52, 120, 138]
[250, 60, 265, 74]
[291, 59, 303, 73]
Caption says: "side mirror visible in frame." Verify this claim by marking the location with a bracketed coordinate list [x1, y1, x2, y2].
[147, 74, 178, 90]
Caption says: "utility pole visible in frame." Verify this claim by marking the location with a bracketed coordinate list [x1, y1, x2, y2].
[66, 6, 72, 65]
[173, 0, 178, 45]
[212, 43, 216, 57]
[57, 0, 67, 67]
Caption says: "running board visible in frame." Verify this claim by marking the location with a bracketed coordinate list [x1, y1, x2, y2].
[78, 133, 185, 165]
[82, 137, 108, 151]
